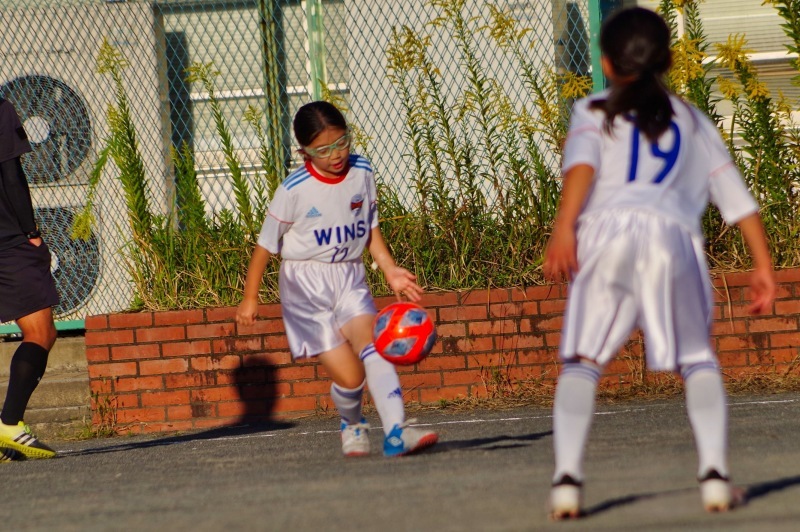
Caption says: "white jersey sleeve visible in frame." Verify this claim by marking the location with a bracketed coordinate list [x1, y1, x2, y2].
[257, 184, 295, 254]
[562, 96, 603, 174]
[694, 110, 758, 224]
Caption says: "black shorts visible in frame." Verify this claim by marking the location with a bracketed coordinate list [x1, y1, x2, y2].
[0, 241, 59, 322]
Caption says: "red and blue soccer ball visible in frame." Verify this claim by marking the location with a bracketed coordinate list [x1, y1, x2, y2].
[372, 302, 437, 366]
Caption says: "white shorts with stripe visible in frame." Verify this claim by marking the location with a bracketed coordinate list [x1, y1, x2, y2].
[279, 259, 377, 359]
[561, 209, 716, 371]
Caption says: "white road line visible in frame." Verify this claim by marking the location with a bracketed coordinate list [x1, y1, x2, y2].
[56, 397, 797, 454]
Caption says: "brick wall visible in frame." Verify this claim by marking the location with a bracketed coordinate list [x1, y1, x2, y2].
[84, 269, 800, 434]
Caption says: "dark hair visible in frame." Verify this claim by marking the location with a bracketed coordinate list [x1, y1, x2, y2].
[293, 101, 348, 146]
[590, 7, 673, 142]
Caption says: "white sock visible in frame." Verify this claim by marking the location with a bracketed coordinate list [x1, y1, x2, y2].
[361, 344, 405, 435]
[682, 361, 729, 478]
[330, 381, 365, 425]
[552, 360, 601, 483]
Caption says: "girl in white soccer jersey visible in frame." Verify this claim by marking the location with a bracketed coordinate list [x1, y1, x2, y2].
[543, 7, 776, 519]
[236, 101, 438, 457]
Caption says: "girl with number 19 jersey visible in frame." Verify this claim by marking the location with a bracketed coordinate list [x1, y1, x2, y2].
[559, 92, 758, 371]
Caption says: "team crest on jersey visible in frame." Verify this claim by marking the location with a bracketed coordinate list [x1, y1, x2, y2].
[350, 194, 364, 216]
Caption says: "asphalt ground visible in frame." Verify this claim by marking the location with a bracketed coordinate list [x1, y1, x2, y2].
[4, 392, 800, 531]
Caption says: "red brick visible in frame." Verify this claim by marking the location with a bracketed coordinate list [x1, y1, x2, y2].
[191, 387, 241, 402]
[85, 314, 108, 330]
[236, 319, 286, 337]
[85, 330, 134, 346]
[531, 316, 563, 332]
[255, 303, 284, 318]
[141, 390, 191, 407]
[167, 405, 192, 421]
[516, 350, 557, 365]
[460, 288, 509, 306]
[517, 284, 560, 301]
[717, 351, 749, 368]
[436, 322, 467, 337]
[116, 407, 166, 423]
[192, 418, 241, 430]
[419, 385, 468, 402]
[711, 320, 748, 336]
[714, 271, 751, 287]
[770, 332, 800, 348]
[113, 393, 141, 409]
[165, 372, 217, 389]
[242, 351, 293, 367]
[263, 336, 290, 350]
[438, 305, 488, 322]
[135, 326, 186, 343]
[111, 344, 161, 361]
[143, 421, 194, 433]
[85, 346, 110, 363]
[442, 370, 482, 385]
[186, 322, 236, 339]
[292, 380, 331, 396]
[275, 365, 318, 381]
[190, 355, 242, 372]
[115, 376, 164, 392]
[512, 334, 546, 349]
[775, 269, 800, 282]
[205, 306, 237, 322]
[749, 317, 797, 333]
[767, 348, 799, 364]
[89, 379, 113, 394]
[271, 396, 318, 413]
[453, 336, 493, 353]
[154, 309, 206, 326]
[489, 302, 524, 318]
[716, 336, 755, 352]
[419, 291, 459, 307]
[87, 362, 137, 378]
[539, 299, 567, 314]
[109, 312, 153, 329]
[216, 401, 251, 418]
[139, 359, 189, 375]
[544, 332, 561, 347]
[163, 340, 213, 358]
[775, 300, 800, 315]
[398, 372, 444, 388]
[466, 353, 509, 369]
[212, 337, 263, 355]
[240, 382, 291, 399]
[422, 355, 466, 370]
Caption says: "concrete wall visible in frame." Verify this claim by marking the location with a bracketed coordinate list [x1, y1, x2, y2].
[84, 268, 800, 434]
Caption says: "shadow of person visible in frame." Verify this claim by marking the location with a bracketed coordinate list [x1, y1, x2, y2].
[432, 430, 552, 453]
[744, 474, 800, 502]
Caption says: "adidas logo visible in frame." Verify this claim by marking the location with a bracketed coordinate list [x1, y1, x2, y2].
[306, 207, 322, 218]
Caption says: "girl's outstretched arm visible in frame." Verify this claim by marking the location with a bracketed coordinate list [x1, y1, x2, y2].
[543, 164, 595, 282]
[236, 245, 272, 326]
[368, 227, 423, 302]
[735, 213, 776, 315]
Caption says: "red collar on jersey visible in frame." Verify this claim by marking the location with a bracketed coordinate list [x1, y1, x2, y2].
[305, 160, 349, 184]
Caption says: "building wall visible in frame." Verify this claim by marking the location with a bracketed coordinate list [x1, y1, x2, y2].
[84, 268, 800, 434]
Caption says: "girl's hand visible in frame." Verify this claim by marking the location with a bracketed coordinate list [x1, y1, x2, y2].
[384, 265, 423, 302]
[748, 266, 776, 315]
[543, 228, 578, 282]
[236, 299, 259, 327]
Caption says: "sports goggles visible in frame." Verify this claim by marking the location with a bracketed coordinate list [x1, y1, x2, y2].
[302, 131, 352, 158]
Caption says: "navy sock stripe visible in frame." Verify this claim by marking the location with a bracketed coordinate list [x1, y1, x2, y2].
[359, 343, 378, 361]
[561, 361, 601, 384]
[680, 360, 719, 381]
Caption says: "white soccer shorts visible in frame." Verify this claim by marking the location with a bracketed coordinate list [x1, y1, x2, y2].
[560, 209, 717, 371]
[279, 259, 377, 359]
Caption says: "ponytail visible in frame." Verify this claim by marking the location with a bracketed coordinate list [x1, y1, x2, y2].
[590, 72, 673, 142]
[590, 7, 674, 143]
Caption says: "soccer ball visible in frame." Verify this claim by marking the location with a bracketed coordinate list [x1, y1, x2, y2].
[372, 302, 437, 366]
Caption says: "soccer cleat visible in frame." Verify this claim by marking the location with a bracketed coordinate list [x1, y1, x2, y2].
[383, 418, 438, 457]
[699, 469, 745, 512]
[0, 421, 56, 459]
[340, 419, 371, 457]
[548, 475, 583, 520]
[0, 447, 21, 462]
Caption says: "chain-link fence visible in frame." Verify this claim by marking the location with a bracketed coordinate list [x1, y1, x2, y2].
[0, 0, 597, 325]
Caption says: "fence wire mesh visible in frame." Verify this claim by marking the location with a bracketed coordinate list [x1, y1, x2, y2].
[0, 0, 596, 321]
